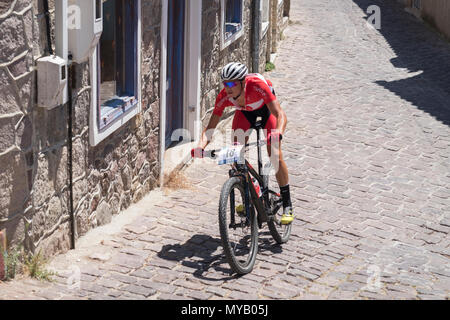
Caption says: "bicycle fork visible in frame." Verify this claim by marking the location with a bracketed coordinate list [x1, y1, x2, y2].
[228, 168, 252, 230]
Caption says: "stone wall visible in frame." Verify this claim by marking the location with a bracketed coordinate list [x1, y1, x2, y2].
[0, 0, 41, 252]
[420, 0, 450, 40]
[397, 0, 450, 40]
[274, 0, 288, 48]
[73, 0, 161, 244]
[0, 0, 162, 258]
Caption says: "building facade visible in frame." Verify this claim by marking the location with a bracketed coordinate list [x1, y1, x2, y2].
[0, 0, 289, 260]
[398, 0, 450, 40]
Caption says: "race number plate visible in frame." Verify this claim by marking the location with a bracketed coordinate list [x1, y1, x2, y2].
[217, 145, 244, 165]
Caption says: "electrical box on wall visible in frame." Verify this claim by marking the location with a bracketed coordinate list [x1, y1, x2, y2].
[68, 0, 103, 63]
[37, 56, 68, 109]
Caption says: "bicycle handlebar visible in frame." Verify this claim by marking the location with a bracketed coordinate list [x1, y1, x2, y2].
[204, 140, 267, 159]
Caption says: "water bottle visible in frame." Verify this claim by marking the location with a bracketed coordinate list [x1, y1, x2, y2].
[252, 178, 262, 198]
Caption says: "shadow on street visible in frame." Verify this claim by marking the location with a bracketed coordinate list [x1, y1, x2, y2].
[157, 232, 283, 281]
[354, 0, 450, 126]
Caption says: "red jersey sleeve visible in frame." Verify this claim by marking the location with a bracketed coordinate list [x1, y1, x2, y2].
[213, 89, 230, 117]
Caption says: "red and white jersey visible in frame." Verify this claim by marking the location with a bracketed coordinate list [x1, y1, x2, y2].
[213, 73, 276, 117]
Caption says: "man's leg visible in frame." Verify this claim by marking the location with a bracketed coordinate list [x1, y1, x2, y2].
[273, 145, 289, 186]
[267, 141, 288, 184]
[266, 124, 294, 225]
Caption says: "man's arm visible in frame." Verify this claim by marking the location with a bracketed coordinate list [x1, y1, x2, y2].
[266, 99, 287, 134]
[198, 113, 221, 149]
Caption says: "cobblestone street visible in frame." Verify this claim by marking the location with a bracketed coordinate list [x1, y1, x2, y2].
[1, 0, 450, 300]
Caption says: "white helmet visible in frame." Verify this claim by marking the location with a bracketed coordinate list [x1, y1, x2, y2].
[221, 62, 248, 81]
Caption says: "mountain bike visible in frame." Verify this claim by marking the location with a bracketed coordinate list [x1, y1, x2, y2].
[201, 120, 292, 275]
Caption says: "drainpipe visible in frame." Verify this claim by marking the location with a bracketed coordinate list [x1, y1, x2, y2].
[252, 0, 262, 73]
[66, 58, 75, 251]
[55, 0, 75, 250]
[67, 60, 75, 250]
[43, 0, 53, 55]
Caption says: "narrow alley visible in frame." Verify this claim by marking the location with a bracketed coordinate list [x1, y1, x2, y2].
[1, 0, 449, 300]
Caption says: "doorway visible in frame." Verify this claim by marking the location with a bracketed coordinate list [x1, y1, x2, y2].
[165, 0, 186, 149]
[160, 0, 202, 186]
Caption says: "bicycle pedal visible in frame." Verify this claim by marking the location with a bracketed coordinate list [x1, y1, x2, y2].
[280, 213, 294, 225]
[235, 204, 245, 217]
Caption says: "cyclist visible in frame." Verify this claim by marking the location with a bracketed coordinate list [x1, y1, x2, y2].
[191, 62, 294, 225]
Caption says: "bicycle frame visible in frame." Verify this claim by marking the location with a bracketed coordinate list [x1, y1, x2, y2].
[227, 120, 281, 228]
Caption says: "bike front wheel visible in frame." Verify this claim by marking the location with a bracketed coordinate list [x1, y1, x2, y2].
[218, 177, 258, 275]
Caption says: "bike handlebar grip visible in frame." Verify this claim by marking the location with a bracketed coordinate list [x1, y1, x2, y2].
[191, 148, 205, 158]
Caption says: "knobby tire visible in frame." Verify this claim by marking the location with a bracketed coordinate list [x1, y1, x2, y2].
[218, 177, 258, 275]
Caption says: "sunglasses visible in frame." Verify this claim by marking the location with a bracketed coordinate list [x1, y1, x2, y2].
[223, 81, 239, 88]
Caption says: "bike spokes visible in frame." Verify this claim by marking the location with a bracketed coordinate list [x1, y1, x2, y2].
[227, 186, 252, 264]
[219, 177, 258, 274]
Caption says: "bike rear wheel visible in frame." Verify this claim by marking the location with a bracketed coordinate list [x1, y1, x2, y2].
[263, 163, 292, 244]
[219, 177, 258, 275]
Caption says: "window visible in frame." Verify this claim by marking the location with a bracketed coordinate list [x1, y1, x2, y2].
[90, 0, 141, 146]
[98, 0, 138, 131]
[221, 0, 244, 49]
[261, 0, 270, 38]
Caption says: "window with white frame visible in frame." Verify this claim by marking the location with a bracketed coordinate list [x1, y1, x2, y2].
[261, 0, 270, 38]
[221, 0, 244, 49]
[98, 0, 139, 130]
[90, 0, 141, 146]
